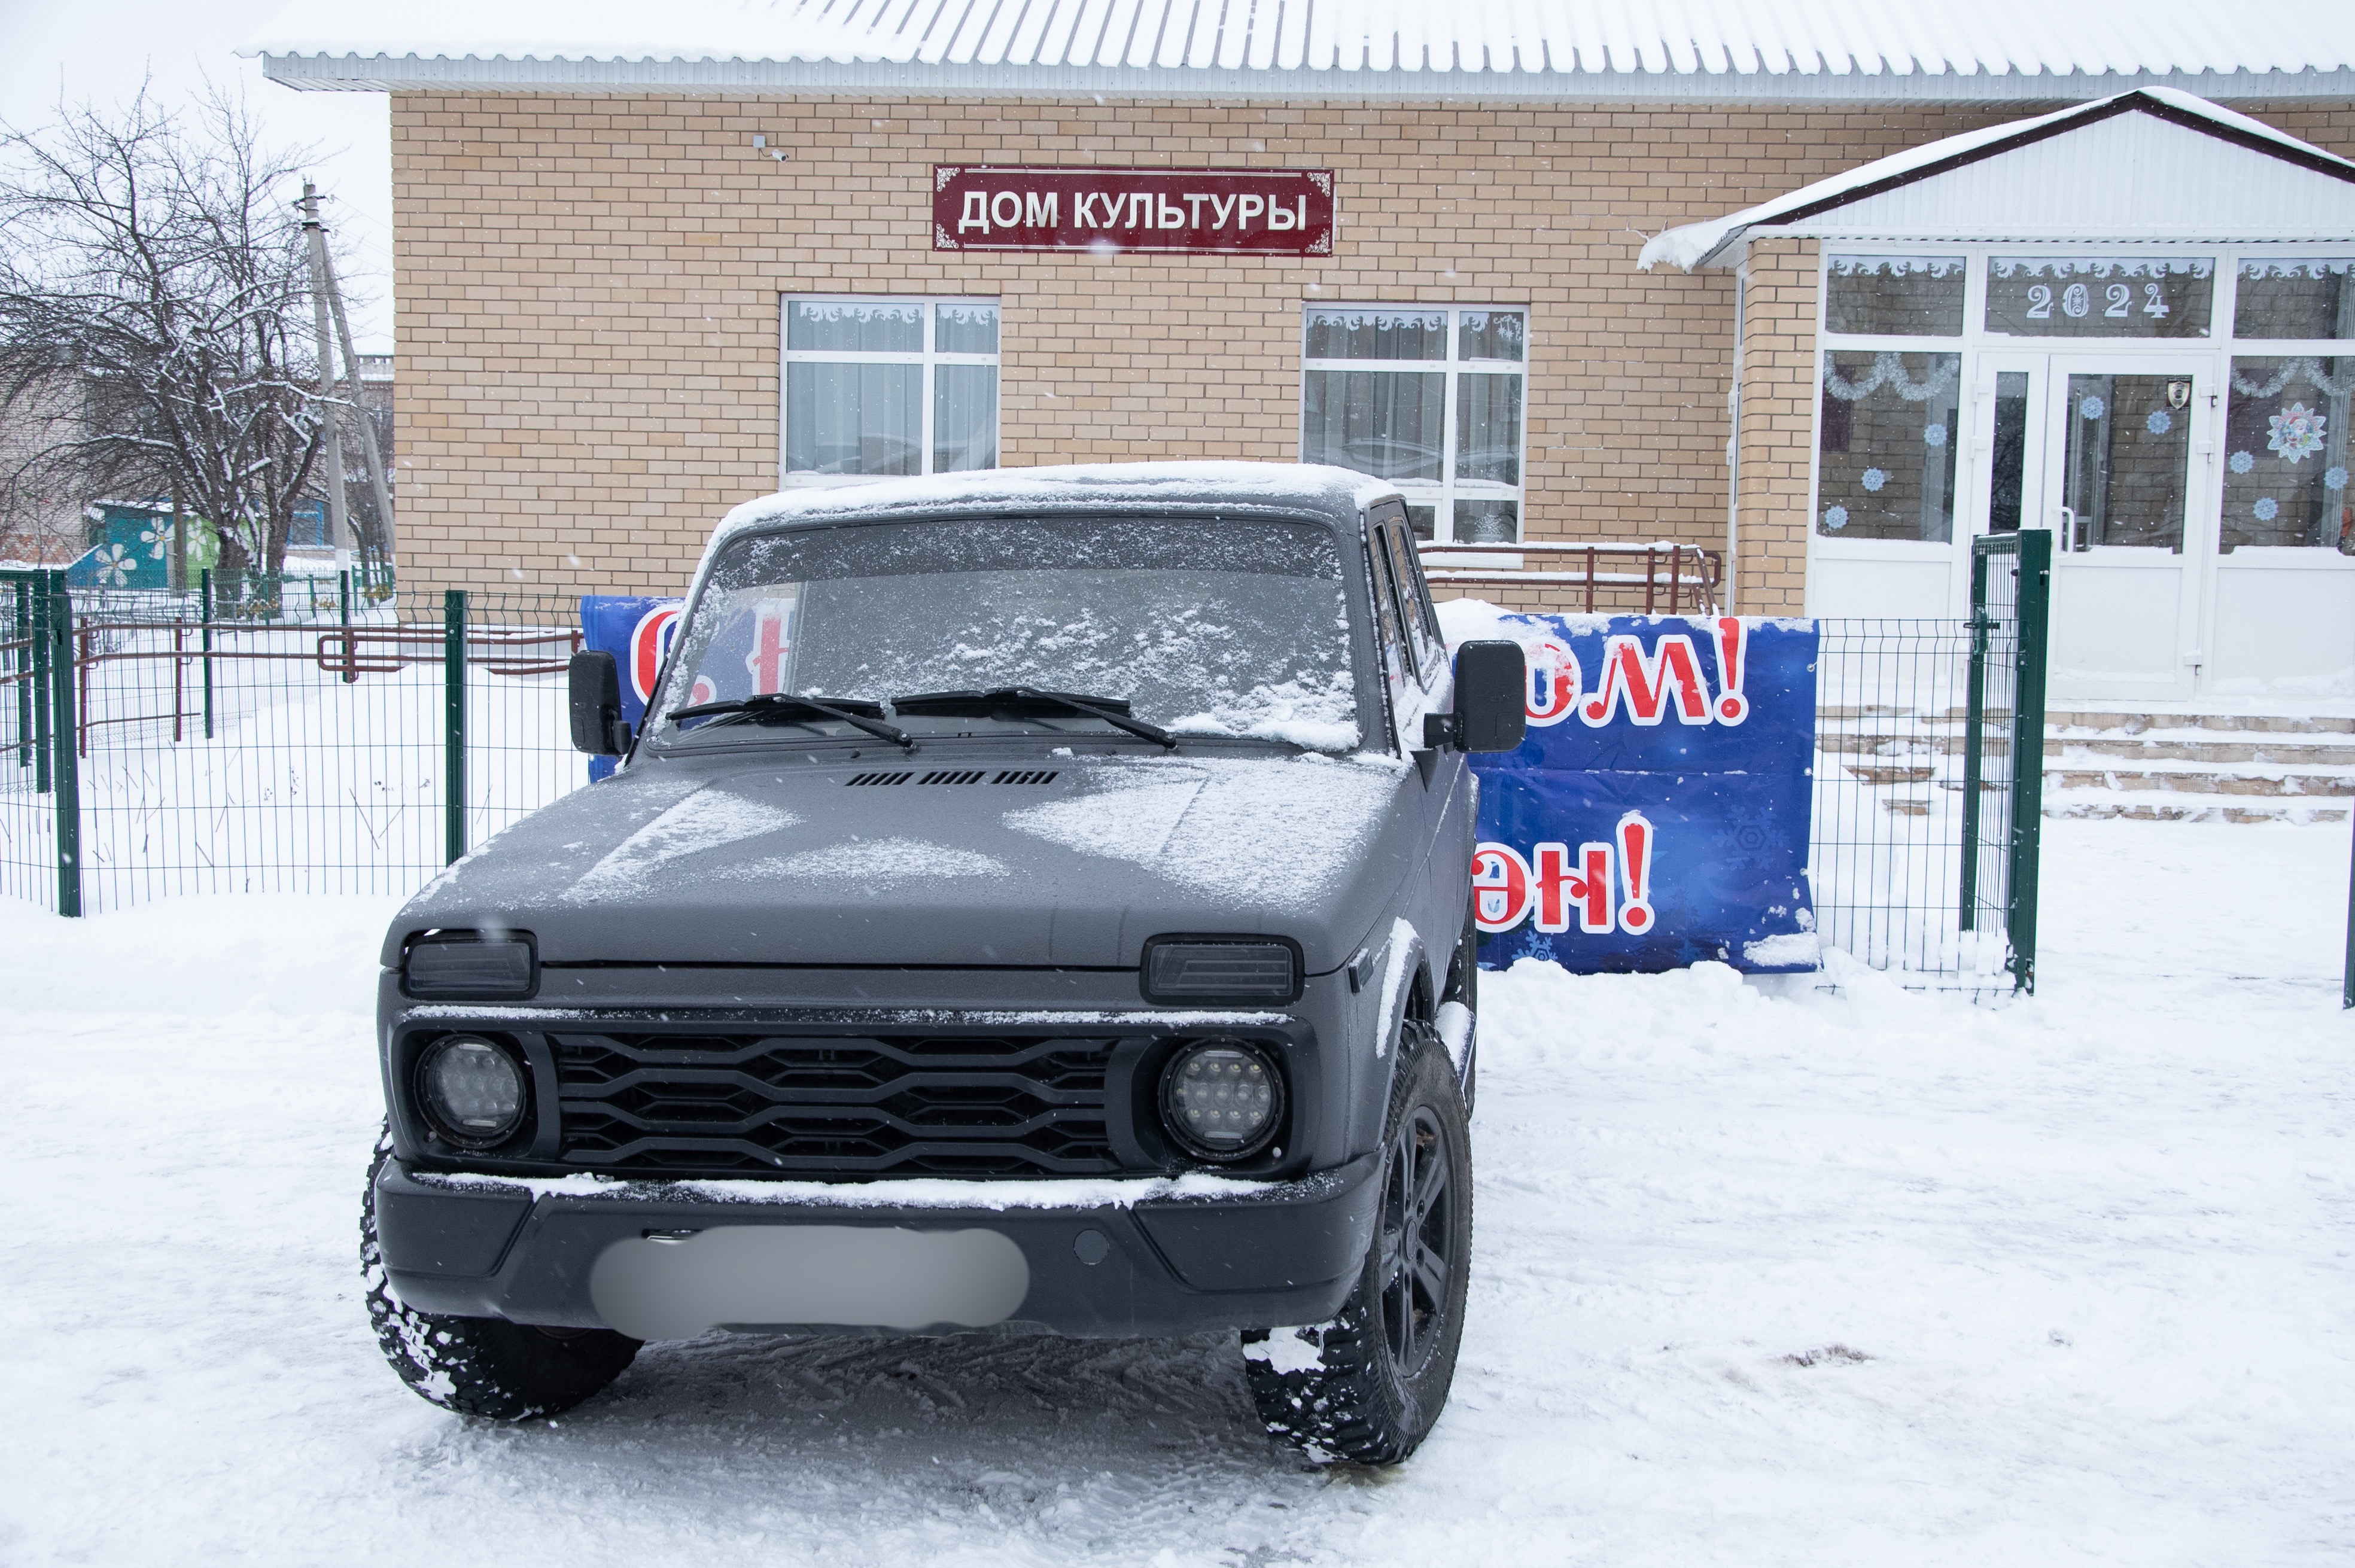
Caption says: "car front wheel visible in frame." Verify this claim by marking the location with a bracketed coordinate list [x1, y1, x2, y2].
[1242, 1024, 1472, 1464]
[360, 1127, 640, 1420]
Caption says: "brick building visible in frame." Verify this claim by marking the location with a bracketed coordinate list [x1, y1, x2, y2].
[254, 3, 2355, 701]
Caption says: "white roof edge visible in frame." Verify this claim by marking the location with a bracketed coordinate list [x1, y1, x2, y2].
[1636, 87, 2355, 272]
[252, 53, 2355, 105]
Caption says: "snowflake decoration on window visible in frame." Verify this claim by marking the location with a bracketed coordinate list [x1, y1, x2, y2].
[2229, 450, 2256, 474]
[1822, 504, 1851, 531]
[2080, 395, 2107, 421]
[93, 543, 135, 586]
[1860, 468, 1888, 492]
[2253, 497, 2281, 523]
[2144, 410, 2171, 435]
[2327, 465, 2349, 492]
[1922, 422, 1947, 448]
[2268, 402, 2326, 464]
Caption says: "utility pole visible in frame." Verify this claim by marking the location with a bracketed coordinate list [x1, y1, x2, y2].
[319, 232, 395, 578]
[299, 181, 352, 580]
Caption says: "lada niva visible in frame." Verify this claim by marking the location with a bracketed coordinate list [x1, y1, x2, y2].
[362, 462, 1524, 1463]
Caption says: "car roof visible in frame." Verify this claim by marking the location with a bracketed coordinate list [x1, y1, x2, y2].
[698, 461, 1399, 568]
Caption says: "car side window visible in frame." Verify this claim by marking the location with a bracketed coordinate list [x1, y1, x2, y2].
[1365, 525, 1413, 735]
[1379, 518, 1441, 682]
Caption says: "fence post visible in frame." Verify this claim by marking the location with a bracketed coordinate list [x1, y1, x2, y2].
[200, 568, 214, 740]
[444, 588, 467, 865]
[1958, 541, 1992, 931]
[47, 571, 80, 917]
[14, 577, 31, 771]
[2004, 530, 2052, 993]
[339, 570, 356, 684]
[31, 575, 51, 794]
[2342, 806, 2353, 1009]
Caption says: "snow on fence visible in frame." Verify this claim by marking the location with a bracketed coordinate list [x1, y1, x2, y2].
[1, 572, 582, 914]
[4, 543, 2050, 991]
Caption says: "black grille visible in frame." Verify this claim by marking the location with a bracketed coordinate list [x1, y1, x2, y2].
[993, 769, 1058, 785]
[918, 769, 986, 785]
[550, 1031, 1119, 1178]
[844, 771, 914, 786]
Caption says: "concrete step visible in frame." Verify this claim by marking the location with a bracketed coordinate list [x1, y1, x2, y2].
[2047, 736, 2355, 766]
[2044, 793, 2351, 824]
[2046, 709, 2355, 735]
[2045, 766, 2354, 798]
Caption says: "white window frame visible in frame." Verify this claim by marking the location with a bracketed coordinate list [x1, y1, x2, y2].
[1298, 303, 1528, 543]
[778, 294, 1000, 488]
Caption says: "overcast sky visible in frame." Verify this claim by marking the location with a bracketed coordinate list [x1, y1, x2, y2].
[0, 0, 393, 350]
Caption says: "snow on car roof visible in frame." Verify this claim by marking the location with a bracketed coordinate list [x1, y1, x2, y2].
[248, 0, 2355, 100]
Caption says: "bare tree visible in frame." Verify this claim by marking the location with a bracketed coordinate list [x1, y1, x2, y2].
[0, 86, 333, 577]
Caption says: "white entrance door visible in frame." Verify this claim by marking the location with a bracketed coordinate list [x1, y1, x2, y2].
[1976, 354, 2212, 701]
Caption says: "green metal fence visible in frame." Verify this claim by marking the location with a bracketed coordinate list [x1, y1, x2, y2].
[0, 573, 580, 915]
[1809, 531, 2052, 993]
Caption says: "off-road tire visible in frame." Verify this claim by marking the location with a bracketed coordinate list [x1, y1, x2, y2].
[361, 1127, 641, 1420]
[1242, 1025, 1472, 1465]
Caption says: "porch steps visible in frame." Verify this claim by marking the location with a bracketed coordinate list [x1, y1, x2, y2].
[2042, 711, 2354, 823]
[1816, 707, 2354, 824]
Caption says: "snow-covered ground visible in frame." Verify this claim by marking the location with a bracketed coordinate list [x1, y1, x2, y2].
[2, 819, 2350, 1566]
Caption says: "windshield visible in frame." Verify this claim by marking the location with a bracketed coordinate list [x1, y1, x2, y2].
[648, 515, 1359, 750]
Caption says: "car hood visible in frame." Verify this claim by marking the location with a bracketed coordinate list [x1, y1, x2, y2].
[384, 751, 1419, 975]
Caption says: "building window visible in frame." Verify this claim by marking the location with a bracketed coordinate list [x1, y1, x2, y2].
[2222, 356, 2353, 552]
[1984, 257, 2215, 339]
[1817, 352, 1962, 542]
[2233, 258, 2355, 340]
[1824, 255, 1965, 337]
[1300, 306, 1526, 543]
[782, 297, 998, 480]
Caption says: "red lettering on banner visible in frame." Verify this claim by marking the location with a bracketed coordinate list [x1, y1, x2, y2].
[1524, 636, 1582, 727]
[1711, 617, 1750, 724]
[1531, 841, 1615, 934]
[1471, 843, 1531, 933]
[1616, 812, 1656, 933]
[744, 604, 792, 695]
[933, 166, 1335, 255]
[626, 605, 680, 704]
[1580, 634, 1712, 728]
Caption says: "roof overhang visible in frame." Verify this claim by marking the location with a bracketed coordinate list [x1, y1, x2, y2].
[1641, 87, 2355, 270]
[254, 52, 2355, 104]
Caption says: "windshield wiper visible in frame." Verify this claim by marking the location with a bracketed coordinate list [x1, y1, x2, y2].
[890, 687, 1178, 750]
[668, 692, 915, 750]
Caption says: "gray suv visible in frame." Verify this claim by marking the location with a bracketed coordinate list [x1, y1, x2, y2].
[363, 463, 1525, 1464]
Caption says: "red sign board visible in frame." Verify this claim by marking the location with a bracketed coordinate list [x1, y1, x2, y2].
[933, 166, 1334, 256]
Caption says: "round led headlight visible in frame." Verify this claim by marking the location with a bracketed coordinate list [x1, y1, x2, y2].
[416, 1036, 528, 1149]
[1160, 1039, 1285, 1161]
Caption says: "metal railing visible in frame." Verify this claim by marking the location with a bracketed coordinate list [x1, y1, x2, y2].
[1418, 540, 1723, 615]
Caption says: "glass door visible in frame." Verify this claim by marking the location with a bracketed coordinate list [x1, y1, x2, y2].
[2038, 360, 2211, 700]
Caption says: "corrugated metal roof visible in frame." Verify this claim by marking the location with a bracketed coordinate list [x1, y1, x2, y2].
[248, 0, 2355, 98]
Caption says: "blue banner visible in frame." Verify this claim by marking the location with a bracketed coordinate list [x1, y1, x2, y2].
[1458, 611, 1820, 974]
[580, 595, 683, 781]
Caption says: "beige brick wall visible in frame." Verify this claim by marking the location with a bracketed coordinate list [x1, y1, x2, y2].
[388, 94, 2355, 602]
[1734, 236, 1822, 617]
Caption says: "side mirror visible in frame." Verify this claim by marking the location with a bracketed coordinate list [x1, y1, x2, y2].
[568, 650, 631, 756]
[1424, 640, 1527, 754]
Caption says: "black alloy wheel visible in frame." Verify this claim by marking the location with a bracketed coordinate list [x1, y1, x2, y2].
[1377, 1102, 1458, 1380]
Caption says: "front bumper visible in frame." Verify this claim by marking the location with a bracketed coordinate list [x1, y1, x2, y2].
[375, 1151, 1382, 1338]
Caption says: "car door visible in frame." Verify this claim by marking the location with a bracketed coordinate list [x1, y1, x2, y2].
[1366, 503, 1464, 990]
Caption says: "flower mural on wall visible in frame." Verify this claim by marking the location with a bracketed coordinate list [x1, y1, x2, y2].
[92, 544, 135, 586]
[139, 519, 174, 559]
[2267, 402, 2326, 463]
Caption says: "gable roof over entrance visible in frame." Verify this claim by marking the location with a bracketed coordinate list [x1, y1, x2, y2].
[1640, 87, 2355, 269]
[250, 0, 2355, 102]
